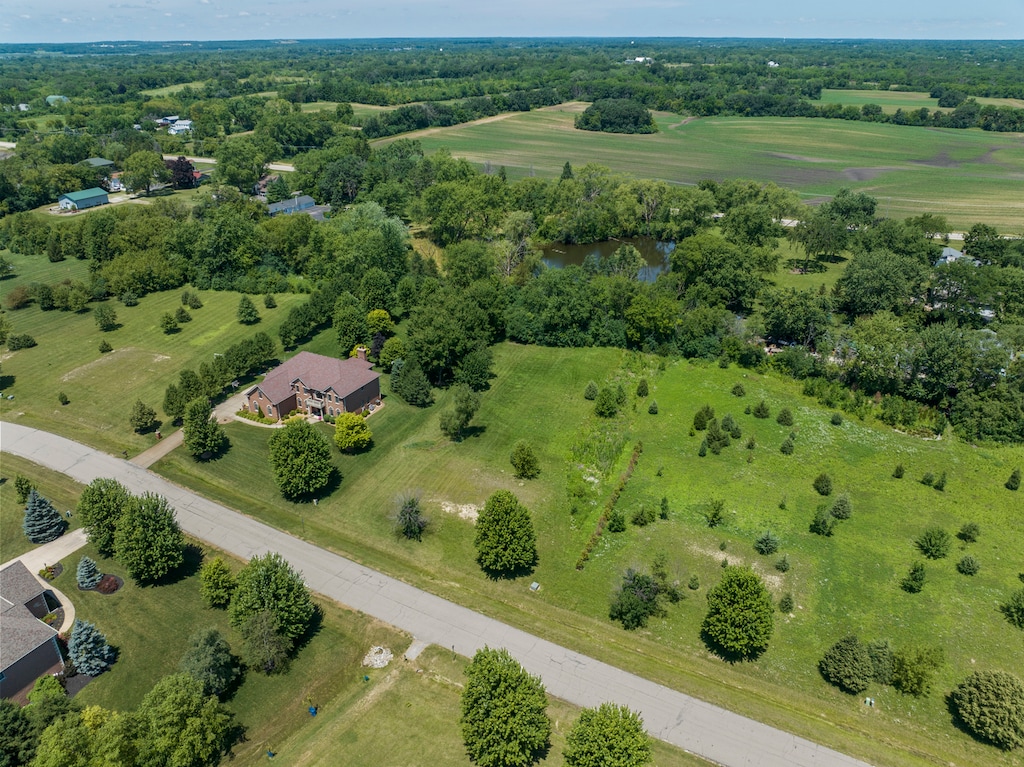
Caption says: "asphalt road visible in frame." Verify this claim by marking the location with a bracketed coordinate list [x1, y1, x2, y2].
[0, 421, 873, 767]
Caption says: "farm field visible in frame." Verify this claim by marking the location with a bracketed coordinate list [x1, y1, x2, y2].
[397, 104, 1024, 230]
[153, 340, 1024, 767]
[0, 251, 307, 455]
[819, 89, 1024, 113]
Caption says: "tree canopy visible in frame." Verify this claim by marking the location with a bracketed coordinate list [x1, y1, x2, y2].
[113, 492, 184, 584]
[267, 419, 335, 500]
[228, 551, 315, 643]
[700, 566, 774, 659]
[474, 490, 537, 577]
[563, 703, 651, 767]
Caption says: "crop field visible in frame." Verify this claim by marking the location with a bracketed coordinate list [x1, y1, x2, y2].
[0, 252, 307, 455]
[819, 89, 1024, 113]
[397, 104, 1024, 230]
[154, 340, 1024, 767]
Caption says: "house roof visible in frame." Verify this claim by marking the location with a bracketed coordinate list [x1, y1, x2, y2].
[81, 157, 114, 168]
[59, 187, 109, 203]
[267, 195, 316, 215]
[248, 351, 379, 407]
[0, 562, 56, 670]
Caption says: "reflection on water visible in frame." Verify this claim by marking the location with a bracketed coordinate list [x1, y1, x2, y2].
[540, 238, 674, 282]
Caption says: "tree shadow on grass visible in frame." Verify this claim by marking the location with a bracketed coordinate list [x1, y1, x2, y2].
[783, 257, 827, 274]
[699, 628, 767, 664]
[152, 543, 204, 587]
[0, 372, 14, 390]
[461, 425, 487, 440]
[291, 604, 324, 655]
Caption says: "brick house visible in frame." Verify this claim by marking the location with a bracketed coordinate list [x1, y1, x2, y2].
[0, 561, 63, 700]
[243, 348, 381, 421]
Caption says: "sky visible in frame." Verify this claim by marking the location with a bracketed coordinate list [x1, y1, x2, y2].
[0, 0, 1021, 44]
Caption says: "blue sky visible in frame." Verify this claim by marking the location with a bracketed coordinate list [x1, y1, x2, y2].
[1, 0, 1021, 44]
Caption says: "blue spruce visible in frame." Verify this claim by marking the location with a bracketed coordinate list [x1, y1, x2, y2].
[22, 490, 67, 544]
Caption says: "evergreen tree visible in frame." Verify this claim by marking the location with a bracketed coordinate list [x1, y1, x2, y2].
[510, 439, 540, 479]
[951, 670, 1024, 750]
[819, 635, 874, 694]
[76, 556, 102, 589]
[237, 295, 260, 325]
[390, 357, 433, 407]
[23, 490, 67, 544]
[1007, 468, 1021, 491]
[68, 619, 115, 676]
[635, 379, 649, 398]
[594, 387, 618, 418]
[584, 380, 598, 400]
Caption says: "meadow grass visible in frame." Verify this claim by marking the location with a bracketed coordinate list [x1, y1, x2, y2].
[396, 105, 1024, 230]
[153, 340, 1024, 767]
[139, 81, 207, 98]
[0, 455, 84, 561]
[819, 89, 1024, 113]
[0, 251, 306, 455]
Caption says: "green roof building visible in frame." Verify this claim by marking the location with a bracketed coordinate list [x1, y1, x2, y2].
[81, 157, 114, 169]
[57, 188, 109, 211]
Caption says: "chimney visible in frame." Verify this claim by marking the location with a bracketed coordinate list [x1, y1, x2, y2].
[356, 346, 367, 361]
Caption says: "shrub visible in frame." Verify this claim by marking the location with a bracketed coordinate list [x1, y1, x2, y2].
[635, 378, 649, 397]
[752, 400, 770, 418]
[583, 380, 598, 400]
[893, 463, 905, 479]
[693, 404, 715, 431]
[866, 639, 894, 684]
[901, 562, 926, 593]
[776, 407, 794, 426]
[14, 474, 33, 504]
[746, 436, 756, 450]
[780, 438, 794, 455]
[698, 439, 707, 457]
[921, 471, 935, 487]
[778, 593, 794, 612]
[607, 509, 626, 533]
[263, 294, 277, 309]
[916, 526, 952, 559]
[1006, 468, 1020, 491]
[98, 340, 112, 353]
[891, 646, 943, 697]
[394, 495, 428, 541]
[615, 384, 626, 406]
[58, 391, 69, 406]
[704, 498, 725, 528]
[754, 530, 780, 555]
[5, 285, 31, 310]
[744, 404, 752, 414]
[813, 473, 833, 496]
[957, 522, 980, 543]
[731, 383, 745, 397]
[609, 569, 665, 630]
[7, 333, 36, 350]
[830, 494, 852, 520]
[809, 507, 834, 537]
[775, 555, 790, 573]
[951, 670, 1024, 750]
[688, 575, 700, 590]
[659, 496, 669, 520]
[510, 440, 540, 479]
[819, 636, 874, 694]
[1002, 589, 1024, 629]
[830, 412, 843, 426]
[957, 555, 980, 576]
[933, 472, 947, 491]
[631, 504, 656, 527]
[76, 556, 102, 589]
[647, 399, 658, 415]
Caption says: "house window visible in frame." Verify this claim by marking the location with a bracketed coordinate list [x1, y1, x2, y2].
[267, 404, 274, 415]
[328, 407, 334, 416]
[258, 392, 264, 400]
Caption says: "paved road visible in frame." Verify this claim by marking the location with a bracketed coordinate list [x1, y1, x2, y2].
[0, 422, 872, 767]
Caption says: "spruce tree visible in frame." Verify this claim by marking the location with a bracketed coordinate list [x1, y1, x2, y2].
[22, 490, 67, 544]
[76, 556, 102, 589]
[1007, 468, 1021, 491]
[68, 619, 115, 676]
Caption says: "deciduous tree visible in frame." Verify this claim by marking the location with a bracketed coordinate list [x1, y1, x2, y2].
[333, 412, 372, 452]
[178, 628, 239, 698]
[199, 556, 236, 609]
[267, 420, 335, 500]
[510, 440, 540, 479]
[135, 673, 233, 767]
[228, 551, 314, 643]
[129, 399, 157, 433]
[182, 398, 227, 460]
[474, 490, 537, 577]
[563, 703, 651, 767]
[114, 492, 184, 584]
[76, 478, 130, 557]
[701, 566, 774, 659]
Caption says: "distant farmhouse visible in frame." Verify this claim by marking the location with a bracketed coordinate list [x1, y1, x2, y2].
[58, 187, 109, 211]
[0, 561, 63, 700]
[167, 119, 193, 135]
[267, 195, 331, 220]
[244, 349, 381, 421]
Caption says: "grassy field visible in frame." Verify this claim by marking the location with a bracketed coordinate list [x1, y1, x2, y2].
[0, 251, 307, 455]
[393, 104, 1024, 230]
[139, 81, 206, 98]
[0, 454, 84, 561]
[153, 340, 1024, 767]
[819, 89, 1024, 113]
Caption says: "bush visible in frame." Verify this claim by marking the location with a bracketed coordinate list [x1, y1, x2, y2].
[809, 506, 835, 536]
[7, 333, 36, 350]
[819, 636, 874, 694]
[921, 471, 935, 486]
[693, 404, 714, 431]
[957, 522, 980, 543]
[951, 670, 1024, 750]
[98, 339, 112, 353]
[1002, 589, 1024, 630]
[901, 562, 926, 593]
[780, 438, 794, 455]
[776, 407, 794, 426]
[583, 380, 598, 400]
[775, 555, 790, 572]
[58, 391, 69, 406]
[394, 495, 428, 541]
[631, 504, 656, 527]
[813, 473, 833, 496]
[830, 494, 852, 520]
[893, 463, 905, 479]
[76, 556, 102, 589]
[704, 498, 724, 528]
[830, 412, 843, 426]
[510, 439, 540, 479]
[607, 509, 626, 533]
[934, 471, 947, 491]
[752, 400, 770, 418]
[635, 378, 649, 397]
[778, 593, 794, 612]
[957, 555, 981, 576]
[1006, 468, 1020, 491]
[866, 639, 894, 684]
[891, 646, 943, 697]
[698, 439, 708, 457]
[647, 399, 658, 415]
[731, 383, 745, 397]
[688, 575, 700, 590]
[609, 569, 665, 630]
[659, 496, 669, 520]
[916, 526, 952, 559]
[754, 530, 780, 555]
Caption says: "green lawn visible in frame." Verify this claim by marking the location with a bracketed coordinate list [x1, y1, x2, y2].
[0, 455, 84, 561]
[395, 105, 1024, 230]
[153, 340, 1024, 767]
[819, 89, 1024, 113]
[0, 254, 306, 455]
[139, 81, 206, 97]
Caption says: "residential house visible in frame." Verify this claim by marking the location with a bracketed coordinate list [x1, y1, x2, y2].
[0, 562, 63, 700]
[167, 119, 193, 135]
[935, 246, 980, 267]
[244, 349, 381, 421]
[80, 157, 115, 171]
[266, 195, 331, 220]
[57, 188, 109, 211]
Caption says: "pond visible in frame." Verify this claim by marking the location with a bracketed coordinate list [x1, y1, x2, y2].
[540, 237, 675, 282]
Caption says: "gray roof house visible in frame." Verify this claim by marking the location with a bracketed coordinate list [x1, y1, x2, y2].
[80, 157, 115, 170]
[0, 561, 63, 700]
[58, 187, 109, 211]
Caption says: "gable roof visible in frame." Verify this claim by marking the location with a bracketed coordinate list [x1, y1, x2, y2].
[267, 195, 316, 215]
[59, 187, 108, 203]
[0, 562, 56, 670]
[248, 351, 379, 406]
[81, 157, 114, 168]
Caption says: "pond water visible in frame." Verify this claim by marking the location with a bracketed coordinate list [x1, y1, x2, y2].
[540, 237, 674, 282]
